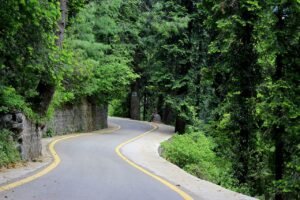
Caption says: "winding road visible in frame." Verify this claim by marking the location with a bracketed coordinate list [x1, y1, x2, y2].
[0, 118, 186, 200]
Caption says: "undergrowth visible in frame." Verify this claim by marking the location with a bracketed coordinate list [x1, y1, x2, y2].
[0, 129, 21, 167]
[161, 131, 251, 195]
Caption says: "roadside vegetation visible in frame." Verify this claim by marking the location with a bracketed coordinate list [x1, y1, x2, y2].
[0, 0, 137, 166]
[0, 0, 299, 199]
[161, 131, 227, 183]
[0, 129, 20, 167]
[109, 1, 299, 199]
[161, 131, 254, 195]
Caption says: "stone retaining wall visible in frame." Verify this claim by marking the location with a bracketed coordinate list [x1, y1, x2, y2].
[0, 99, 107, 161]
[47, 99, 107, 135]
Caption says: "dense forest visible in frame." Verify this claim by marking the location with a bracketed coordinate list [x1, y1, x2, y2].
[0, 0, 299, 199]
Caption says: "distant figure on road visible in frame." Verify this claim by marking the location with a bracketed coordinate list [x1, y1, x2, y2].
[150, 112, 161, 123]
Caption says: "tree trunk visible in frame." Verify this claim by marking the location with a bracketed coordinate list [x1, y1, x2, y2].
[56, 0, 68, 48]
[31, 0, 68, 116]
[31, 81, 55, 116]
[274, 125, 284, 200]
[273, 54, 284, 200]
[175, 116, 186, 134]
[233, 8, 257, 184]
[157, 95, 164, 117]
[273, 8, 285, 198]
[130, 81, 140, 120]
[161, 105, 174, 124]
[143, 92, 147, 120]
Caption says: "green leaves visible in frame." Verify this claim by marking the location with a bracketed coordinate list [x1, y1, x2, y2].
[0, 129, 21, 167]
[0, 0, 299, 198]
[162, 131, 232, 183]
[0, 86, 27, 113]
[0, 0, 61, 118]
[143, 0, 299, 198]
[62, 1, 138, 104]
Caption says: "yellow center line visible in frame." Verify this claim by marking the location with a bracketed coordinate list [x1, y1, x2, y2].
[1, 119, 194, 200]
[115, 120, 193, 200]
[0, 125, 120, 192]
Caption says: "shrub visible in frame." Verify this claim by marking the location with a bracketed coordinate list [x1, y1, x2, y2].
[108, 99, 129, 117]
[45, 128, 54, 138]
[0, 129, 21, 167]
[161, 131, 235, 186]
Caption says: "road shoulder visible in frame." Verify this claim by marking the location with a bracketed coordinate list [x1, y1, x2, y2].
[121, 122, 258, 200]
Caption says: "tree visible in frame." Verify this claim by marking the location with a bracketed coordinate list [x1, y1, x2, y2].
[0, 0, 61, 118]
[63, 1, 138, 106]
[255, 1, 300, 199]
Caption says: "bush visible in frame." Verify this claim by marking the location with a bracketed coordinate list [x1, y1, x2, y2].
[161, 131, 236, 187]
[108, 99, 129, 117]
[45, 128, 54, 138]
[0, 129, 21, 167]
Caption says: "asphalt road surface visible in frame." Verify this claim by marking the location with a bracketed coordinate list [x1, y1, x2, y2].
[0, 118, 183, 200]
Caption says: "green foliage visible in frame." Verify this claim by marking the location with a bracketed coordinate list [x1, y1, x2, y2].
[0, 0, 63, 119]
[108, 99, 129, 117]
[161, 131, 242, 190]
[120, 0, 299, 199]
[0, 86, 28, 114]
[68, 0, 89, 20]
[64, 1, 138, 104]
[45, 128, 54, 138]
[162, 132, 219, 179]
[0, 0, 299, 198]
[0, 129, 21, 167]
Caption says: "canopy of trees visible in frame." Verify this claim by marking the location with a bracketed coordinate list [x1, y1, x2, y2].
[0, 0, 299, 199]
[110, 1, 299, 199]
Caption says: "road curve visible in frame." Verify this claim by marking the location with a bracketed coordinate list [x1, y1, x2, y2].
[0, 118, 184, 200]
